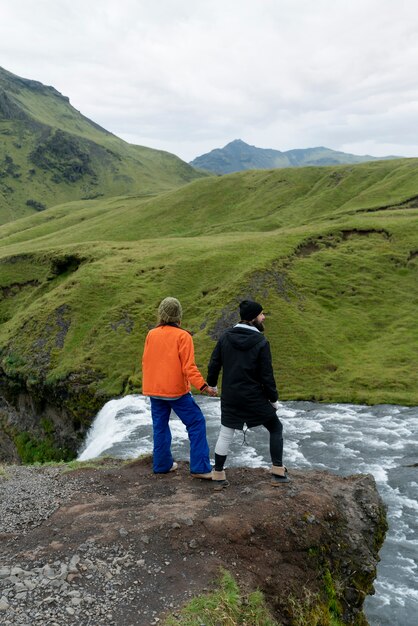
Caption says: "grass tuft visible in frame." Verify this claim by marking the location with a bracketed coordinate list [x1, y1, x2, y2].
[0, 464, 9, 479]
[163, 570, 279, 626]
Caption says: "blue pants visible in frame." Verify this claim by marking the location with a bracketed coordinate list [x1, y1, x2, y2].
[150, 394, 212, 474]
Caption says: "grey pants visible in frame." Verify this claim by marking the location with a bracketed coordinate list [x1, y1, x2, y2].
[214, 416, 284, 467]
[214, 425, 236, 456]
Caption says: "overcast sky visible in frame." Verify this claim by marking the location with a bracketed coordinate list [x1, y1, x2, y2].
[1, 0, 418, 162]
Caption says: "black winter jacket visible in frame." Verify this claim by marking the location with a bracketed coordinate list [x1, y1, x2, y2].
[207, 325, 278, 429]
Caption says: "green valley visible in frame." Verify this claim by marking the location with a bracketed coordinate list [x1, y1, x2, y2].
[0, 159, 417, 421]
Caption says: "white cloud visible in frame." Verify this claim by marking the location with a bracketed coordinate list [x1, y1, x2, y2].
[1, 0, 418, 161]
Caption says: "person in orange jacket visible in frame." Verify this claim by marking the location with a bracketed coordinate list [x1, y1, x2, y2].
[142, 297, 216, 477]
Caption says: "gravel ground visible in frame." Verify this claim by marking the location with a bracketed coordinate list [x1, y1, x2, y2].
[0, 461, 212, 625]
[0, 464, 156, 625]
[0, 465, 84, 535]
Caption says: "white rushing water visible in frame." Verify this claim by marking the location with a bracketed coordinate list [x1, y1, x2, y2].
[78, 395, 418, 626]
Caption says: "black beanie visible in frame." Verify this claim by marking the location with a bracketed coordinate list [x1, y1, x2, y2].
[239, 300, 263, 321]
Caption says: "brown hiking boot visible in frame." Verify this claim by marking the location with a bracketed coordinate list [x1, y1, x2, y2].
[270, 465, 290, 486]
[212, 470, 229, 491]
[191, 471, 213, 480]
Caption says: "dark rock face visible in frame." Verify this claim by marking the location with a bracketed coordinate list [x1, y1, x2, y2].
[0, 90, 28, 120]
[0, 458, 387, 625]
[0, 398, 19, 463]
[29, 129, 97, 184]
[0, 375, 106, 463]
[0, 390, 77, 463]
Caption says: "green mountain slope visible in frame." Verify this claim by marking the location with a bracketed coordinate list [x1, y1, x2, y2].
[0, 67, 204, 224]
[0, 158, 417, 429]
[190, 138, 399, 174]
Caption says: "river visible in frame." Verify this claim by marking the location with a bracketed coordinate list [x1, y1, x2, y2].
[78, 396, 418, 626]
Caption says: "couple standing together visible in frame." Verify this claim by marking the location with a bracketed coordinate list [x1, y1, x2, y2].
[142, 297, 289, 489]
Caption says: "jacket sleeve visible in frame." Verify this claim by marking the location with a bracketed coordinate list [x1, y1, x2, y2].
[178, 332, 207, 391]
[258, 341, 279, 402]
[207, 340, 222, 387]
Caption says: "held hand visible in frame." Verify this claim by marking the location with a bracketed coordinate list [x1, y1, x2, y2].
[206, 385, 218, 397]
[270, 400, 280, 410]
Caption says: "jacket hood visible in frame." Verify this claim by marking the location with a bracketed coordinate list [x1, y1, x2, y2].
[224, 326, 266, 351]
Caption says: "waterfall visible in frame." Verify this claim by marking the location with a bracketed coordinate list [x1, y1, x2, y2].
[77, 394, 153, 461]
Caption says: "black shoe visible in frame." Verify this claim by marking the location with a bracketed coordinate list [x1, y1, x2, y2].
[213, 479, 230, 491]
[271, 473, 290, 486]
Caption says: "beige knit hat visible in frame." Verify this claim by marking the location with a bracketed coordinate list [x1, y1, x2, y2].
[158, 297, 182, 324]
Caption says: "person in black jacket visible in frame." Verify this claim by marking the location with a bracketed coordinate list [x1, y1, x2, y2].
[207, 300, 289, 489]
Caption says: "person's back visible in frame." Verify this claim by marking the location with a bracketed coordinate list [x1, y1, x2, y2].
[141, 297, 213, 478]
[142, 324, 207, 398]
[208, 322, 278, 429]
[207, 300, 289, 489]
[212, 326, 276, 420]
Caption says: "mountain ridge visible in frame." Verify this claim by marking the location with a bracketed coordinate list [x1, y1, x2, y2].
[190, 138, 400, 174]
[0, 66, 203, 224]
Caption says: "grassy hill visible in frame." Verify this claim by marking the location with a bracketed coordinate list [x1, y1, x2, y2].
[0, 67, 204, 224]
[0, 158, 417, 435]
[189, 138, 398, 174]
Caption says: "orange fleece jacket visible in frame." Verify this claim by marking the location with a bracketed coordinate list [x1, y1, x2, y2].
[142, 325, 207, 397]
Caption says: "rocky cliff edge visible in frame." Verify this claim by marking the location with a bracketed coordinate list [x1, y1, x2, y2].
[0, 458, 387, 625]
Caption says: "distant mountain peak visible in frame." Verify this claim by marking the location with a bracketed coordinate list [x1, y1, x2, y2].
[190, 140, 399, 174]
